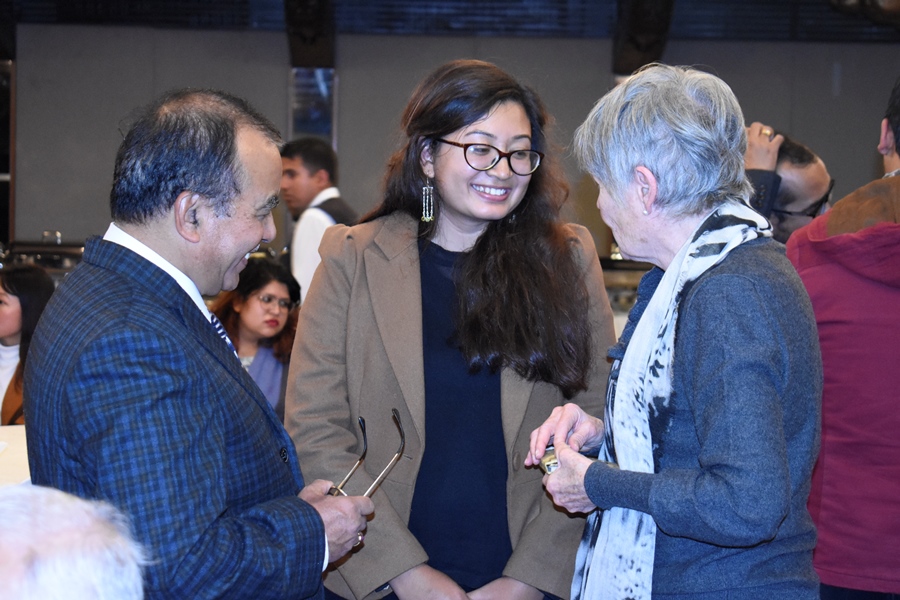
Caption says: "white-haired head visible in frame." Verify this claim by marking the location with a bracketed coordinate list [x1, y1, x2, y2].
[575, 63, 753, 217]
[0, 484, 148, 600]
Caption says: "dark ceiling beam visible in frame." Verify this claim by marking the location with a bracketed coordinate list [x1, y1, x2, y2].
[284, 0, 334, 68]
[612, 0, 675, 78]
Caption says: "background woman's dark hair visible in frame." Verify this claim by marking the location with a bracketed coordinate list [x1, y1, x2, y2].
[363, 59, 593, 398]
[209, 257, 300, 363]
[0, 264, 56, 423]
[0, 265, 56, 365]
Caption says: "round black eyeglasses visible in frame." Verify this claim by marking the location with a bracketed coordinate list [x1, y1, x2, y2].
[771, 178, 835, 218]
[436, 139, 543, 176]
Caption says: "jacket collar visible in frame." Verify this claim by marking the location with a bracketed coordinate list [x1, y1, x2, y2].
[827, 175, 900, 237]
[81, 238, 287, 435]
[363, 214, 535, 453]
[366, 214, 427, 442]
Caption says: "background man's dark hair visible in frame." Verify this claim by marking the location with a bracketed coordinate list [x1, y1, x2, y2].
[110, 88, 282, 225]
[772, 132, 820, 209]
[776, 133, 817, 168]
[280, 137, 339, 185]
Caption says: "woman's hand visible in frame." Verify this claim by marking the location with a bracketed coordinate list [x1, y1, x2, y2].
[467, 577, 543, 600]
[543, 445, 596, 514]
[389, 564, 468, 600]
[525, 402, 604, 468]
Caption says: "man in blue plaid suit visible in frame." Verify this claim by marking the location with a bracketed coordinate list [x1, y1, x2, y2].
[23, 89, 373, 599]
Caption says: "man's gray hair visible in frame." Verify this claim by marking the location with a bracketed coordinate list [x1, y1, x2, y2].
[0, 484, 148, 600]
[574, 63, 753, 217]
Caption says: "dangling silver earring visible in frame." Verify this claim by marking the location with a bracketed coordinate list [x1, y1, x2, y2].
[421, 179, 434, 222]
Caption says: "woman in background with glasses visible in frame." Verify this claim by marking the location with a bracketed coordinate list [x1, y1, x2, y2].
[285, 59, 616, 600]
[210, 256, 299, 421]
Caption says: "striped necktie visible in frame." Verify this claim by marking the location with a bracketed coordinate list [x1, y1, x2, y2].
[209, 313, 238, 358]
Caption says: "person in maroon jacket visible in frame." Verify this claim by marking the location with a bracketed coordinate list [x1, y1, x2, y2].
[786, 76, 900, 600]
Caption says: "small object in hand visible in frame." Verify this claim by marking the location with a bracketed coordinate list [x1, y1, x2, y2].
[539, 445, 559, 475]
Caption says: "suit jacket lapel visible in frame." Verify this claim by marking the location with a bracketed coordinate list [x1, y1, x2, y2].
[86, 238, 284, 432]
[168, 281, 289, 435]
[502, 369, 535, 455]
[366, 216, 427, 443]
[363, 216, 538, 454]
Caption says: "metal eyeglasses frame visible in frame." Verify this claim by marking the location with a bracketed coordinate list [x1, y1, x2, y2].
[328, 408, 405, 498]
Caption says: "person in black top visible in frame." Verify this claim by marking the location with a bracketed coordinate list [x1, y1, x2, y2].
[284, 59, 616, 600]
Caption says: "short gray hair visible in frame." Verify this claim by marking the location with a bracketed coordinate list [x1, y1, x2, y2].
[0, 484, 148, 600]
[574, 63, 752, 217]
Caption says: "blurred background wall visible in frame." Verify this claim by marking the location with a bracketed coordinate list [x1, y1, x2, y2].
[5, 1, 899, 256]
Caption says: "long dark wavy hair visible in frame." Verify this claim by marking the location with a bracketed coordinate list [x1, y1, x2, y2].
[209, 257, 300, 363]
[362, 59, 593, 398]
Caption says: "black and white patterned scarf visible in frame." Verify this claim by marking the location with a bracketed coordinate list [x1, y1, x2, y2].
[571, 201, 772, 600]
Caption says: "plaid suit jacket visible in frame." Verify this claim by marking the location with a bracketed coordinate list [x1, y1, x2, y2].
[25, 237, 326, 599]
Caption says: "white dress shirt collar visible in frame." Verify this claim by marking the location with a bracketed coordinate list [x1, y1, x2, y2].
[103, 223, 211, 320]
[309, 186, 340, 209]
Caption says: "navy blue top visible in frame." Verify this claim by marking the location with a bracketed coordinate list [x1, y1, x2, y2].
[406, 241, 511, 591]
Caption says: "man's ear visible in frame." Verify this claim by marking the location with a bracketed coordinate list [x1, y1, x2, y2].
[634, 166, 659, 214]
[878, 118, 895, 156]
[312, 168, 331, 189]
[173, 191, 204, 243]
[419, 139, 435, 179]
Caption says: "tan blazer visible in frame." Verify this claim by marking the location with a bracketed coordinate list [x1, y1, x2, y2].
[285, 212, 615, 600]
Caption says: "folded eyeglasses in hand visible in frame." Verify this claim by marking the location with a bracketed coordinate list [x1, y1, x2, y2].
[328, 408, 405, 498]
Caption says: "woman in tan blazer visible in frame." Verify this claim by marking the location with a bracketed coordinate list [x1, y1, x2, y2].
[285, 59, 616, 600]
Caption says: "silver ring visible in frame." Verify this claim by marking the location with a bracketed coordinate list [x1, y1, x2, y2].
[354, 531, 364, 547]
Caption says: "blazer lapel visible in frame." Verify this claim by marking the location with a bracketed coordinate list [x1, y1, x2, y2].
[362, 215, 537, 455]
[174, 295, 288, 431]
[502, 369, 535, 456]
[88, 238, 283, 432]
[366, 216, 427, 443]
[173, 291, 302, 488]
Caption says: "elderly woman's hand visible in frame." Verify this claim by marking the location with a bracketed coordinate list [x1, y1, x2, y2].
[543, 444, 596, 514]
[525, 402, 604, 468]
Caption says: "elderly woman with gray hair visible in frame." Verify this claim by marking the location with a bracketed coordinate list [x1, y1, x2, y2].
[526, 64, 821, 599]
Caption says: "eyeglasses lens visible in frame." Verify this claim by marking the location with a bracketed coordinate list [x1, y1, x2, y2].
[806, 179, 835, 217]
[258, 295, 291, 310]
[464, 144, 541, 175]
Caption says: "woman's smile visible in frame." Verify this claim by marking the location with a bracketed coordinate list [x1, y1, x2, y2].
[471, 183, 510, 200]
